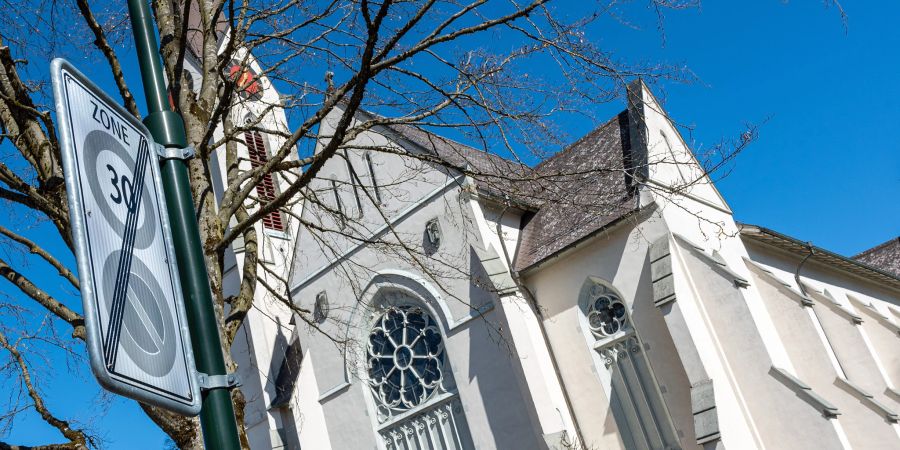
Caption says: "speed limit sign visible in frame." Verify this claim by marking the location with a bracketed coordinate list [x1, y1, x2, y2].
[51, 59, 201, 415]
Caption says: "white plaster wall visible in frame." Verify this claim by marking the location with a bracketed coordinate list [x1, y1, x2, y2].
[290, 107, 472, 288]
[288, 121, 543, 449]
[291, 350, 333, 449]
[521, 218, 698, 449]
[748, 265, 899, 448]
[745, 240, 900, 411]
[513, 80, 894, 450]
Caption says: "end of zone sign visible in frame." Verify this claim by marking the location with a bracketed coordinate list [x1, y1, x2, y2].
[51, 59, 201, 416]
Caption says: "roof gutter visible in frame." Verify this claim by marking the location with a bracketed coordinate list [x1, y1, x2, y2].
[739, 223, 900, 291]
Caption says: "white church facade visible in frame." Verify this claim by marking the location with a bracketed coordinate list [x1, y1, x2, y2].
[219, 79, 900, 450]
[191, 30, 900, 448]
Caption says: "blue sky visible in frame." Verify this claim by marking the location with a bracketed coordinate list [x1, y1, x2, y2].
[2, 2, 897, 449]
[598, 2, 899, 255]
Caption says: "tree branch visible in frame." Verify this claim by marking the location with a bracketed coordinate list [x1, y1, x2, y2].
[0, 257, 84, 340]
[0, 329, 92, 449]
[73, 0, 140, 118]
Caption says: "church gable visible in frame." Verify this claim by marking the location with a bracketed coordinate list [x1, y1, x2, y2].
[627, 80, 732, 212]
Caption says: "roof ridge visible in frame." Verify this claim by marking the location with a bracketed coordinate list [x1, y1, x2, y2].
[360, 105, 626, 172]
[380, 121, 531, 171]
[852, 236, 900, 260]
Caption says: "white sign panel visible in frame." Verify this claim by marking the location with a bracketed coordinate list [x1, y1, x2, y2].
[51, 59, 200, 415]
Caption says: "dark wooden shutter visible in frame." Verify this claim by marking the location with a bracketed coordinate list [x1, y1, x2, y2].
[244, 130, 286, 231]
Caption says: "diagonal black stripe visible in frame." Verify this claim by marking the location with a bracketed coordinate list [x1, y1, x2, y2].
[104, 140, 147, 365]
[104, 137, 150, 364]
[103, 137, 151, 369]
[104, 137, 150, 366]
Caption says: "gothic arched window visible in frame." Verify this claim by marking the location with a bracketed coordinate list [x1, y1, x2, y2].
[582, 282, 678, 450]
[367, 305, 445, 414]
[363, 297, 473, 450]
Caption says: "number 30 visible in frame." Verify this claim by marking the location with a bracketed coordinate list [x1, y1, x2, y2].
[106, 164, 133, 209]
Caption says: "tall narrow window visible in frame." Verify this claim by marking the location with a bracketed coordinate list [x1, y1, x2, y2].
[364, 152, 382, 205]
[329, 178, 345, 229]
[583, 283, 678, 450]
[344, 150, 363, 216]
[244, 130, 286, 231]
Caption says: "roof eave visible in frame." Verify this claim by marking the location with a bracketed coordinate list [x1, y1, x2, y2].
[739, 223, 900, 291]
[516, 197, 647, 276]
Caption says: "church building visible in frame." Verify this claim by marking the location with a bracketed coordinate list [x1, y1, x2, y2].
[229, 77, 900, 449]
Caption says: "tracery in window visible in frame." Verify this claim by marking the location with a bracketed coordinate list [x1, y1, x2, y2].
[367, 306, 445, 415]
[587, 288, 628, 337]
[363, 292, 473, 450]
[582, 282, 679, 450]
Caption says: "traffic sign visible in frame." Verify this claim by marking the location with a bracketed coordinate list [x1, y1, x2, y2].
[51, 59, 201, 416]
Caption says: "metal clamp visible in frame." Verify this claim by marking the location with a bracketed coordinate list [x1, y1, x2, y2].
[155, 142, 195, 160]
[197, 372, 242, 391]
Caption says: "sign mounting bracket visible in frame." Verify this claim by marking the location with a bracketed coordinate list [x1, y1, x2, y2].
[197, 372, 242, 391]
[155, 142, 195, 161]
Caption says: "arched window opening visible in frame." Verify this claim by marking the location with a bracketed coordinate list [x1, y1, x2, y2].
[364, 152, 382, 205]
[583, 282, 678, 450]
[244, 128, 286, 232]
[365, 299, 473, 450]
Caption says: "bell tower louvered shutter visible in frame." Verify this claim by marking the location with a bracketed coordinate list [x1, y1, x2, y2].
[244, 130, 286, 231]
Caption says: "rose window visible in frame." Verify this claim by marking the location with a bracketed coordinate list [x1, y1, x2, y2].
[367, 306, 445, 413]
[587, 290, 628, 337]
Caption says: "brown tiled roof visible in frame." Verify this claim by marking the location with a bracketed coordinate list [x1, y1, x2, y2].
[514, 111, 638, 270]
[853, 237, 900, 278]
[384, 122, 544, 209]
[384, 110, 639, 272]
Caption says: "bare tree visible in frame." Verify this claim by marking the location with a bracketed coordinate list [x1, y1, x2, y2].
[0, 0, 773, 447]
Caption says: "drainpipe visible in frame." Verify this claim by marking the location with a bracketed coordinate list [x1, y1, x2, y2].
[494, 200, 585, 448]
[795, 242, 816, 296]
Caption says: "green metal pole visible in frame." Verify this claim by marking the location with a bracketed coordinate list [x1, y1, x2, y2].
[126, 1, 241, 448]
